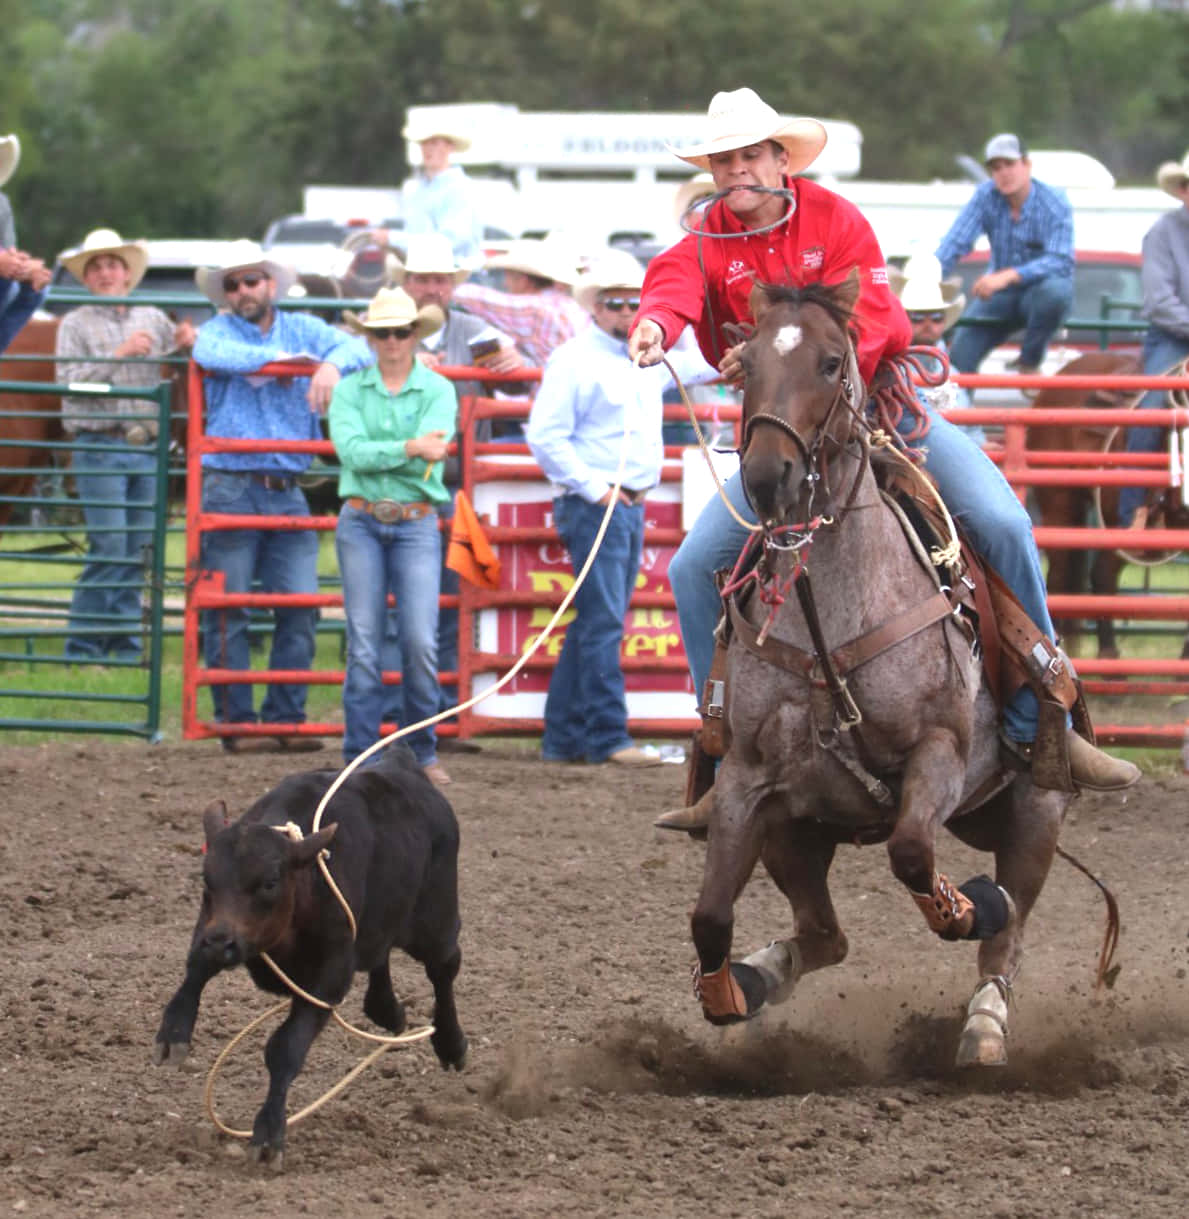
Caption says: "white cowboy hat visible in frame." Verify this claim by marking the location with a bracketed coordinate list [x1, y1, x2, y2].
[485, 238, 579, 286]
[887, 253, 966, 330]
[1156, 151, 1189, 198]
[573, 250, 646, 315]
[394, 233, 470, 285]
[60, 228, 150, 289]
[342, 286, 444, 339]
[673, 173, 717, 224]
[194, 240, 298, 306]
[401, 119, 471, 153]
[0, 134, 20, 189]
[667, 88, 827, 174]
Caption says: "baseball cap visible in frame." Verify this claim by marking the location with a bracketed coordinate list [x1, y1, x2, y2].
[984, 133, 1026, 164]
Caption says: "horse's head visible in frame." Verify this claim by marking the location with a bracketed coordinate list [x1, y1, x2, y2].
[738, 271, 863, 526]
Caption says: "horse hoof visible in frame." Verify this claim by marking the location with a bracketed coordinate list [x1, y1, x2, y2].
[955, 976, 1010, 1068]
[956, 1024, 1008, 1068]
[740, 940, 803, 1006]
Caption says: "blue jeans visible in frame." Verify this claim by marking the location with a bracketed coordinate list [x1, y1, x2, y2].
[1118, 325, 1189, 526]
[66, 433, 156, 660]
[200, 471, 319, 726]
[948, 275, 1074, 377]
[669, 405, 1050, 742]
[543, 494, 644, 763]
[335, 503, 442, 766]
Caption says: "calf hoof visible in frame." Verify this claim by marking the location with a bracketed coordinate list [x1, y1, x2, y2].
[250, 1142, 285, 1172]
[432, 1028, 468, 1071]
[152, 1039, 190, 1068]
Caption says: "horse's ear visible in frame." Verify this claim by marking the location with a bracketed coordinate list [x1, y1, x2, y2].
[749, 281, 772, 324]
[833, 267, 862, 315]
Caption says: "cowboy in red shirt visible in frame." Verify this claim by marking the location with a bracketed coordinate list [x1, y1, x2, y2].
[630, 88, 1139, 832]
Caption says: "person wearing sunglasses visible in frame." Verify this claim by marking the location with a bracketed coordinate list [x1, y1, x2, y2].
[526, 251, 716, 768]
[328, 287, 456, 787]
[192, 241, 371, 754]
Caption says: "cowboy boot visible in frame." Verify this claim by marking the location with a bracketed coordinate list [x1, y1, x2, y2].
[1066, 731, 1141, 792]
[654, 786, 715, 836]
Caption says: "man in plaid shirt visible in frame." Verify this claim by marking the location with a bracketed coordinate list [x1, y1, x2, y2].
[936, 133, 1074, 385]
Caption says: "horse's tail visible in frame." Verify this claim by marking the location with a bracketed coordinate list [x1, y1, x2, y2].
[1054, 843, 1121, 992]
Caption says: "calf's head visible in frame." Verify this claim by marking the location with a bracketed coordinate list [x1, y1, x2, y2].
[194, 801, 338, 969]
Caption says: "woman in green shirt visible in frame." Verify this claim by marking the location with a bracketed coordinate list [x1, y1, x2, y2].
[329, 288, 457, 785]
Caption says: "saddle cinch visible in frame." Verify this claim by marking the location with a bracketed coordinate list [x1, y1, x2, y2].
[687, 467, 1096, 807]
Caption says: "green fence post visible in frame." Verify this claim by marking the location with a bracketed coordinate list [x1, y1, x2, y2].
[144, 380, 172, 742]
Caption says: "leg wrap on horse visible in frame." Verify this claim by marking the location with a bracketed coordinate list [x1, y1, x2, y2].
[692, 959, 766, 1025]
[911, 872, 976, 941]
[958, 875, 1012, 941]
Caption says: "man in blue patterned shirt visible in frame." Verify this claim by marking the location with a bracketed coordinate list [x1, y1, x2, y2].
[936, 134, 1074, 385]
[193, 241, 370, 752]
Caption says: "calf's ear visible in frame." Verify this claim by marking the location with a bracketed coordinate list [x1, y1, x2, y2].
[202, 800, 229, 847]
[289, 821, 338, 867]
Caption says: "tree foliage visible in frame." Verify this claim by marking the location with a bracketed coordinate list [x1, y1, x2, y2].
[4, 0, 1185, 262]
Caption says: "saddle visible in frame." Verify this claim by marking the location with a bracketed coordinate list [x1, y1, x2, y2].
[689, 463, 1093, 805]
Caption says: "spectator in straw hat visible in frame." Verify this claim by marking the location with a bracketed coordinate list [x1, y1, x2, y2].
[526, 250, 715, 768]
[0, 134, 51, 355]
[55, 227, 195, 662]
[193, 239, 371, 753]
[889, 252, 984, 447]
[399, 116, 484, 268]
[328, 287, 455, 786]
[1120, 151, 1189, 529]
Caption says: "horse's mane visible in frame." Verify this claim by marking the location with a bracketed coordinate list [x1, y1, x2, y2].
[753, 279, 857, 336]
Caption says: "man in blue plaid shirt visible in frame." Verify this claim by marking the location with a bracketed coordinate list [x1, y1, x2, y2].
[936, 133, 1074, 385]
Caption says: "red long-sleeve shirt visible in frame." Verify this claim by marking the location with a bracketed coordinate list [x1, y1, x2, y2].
[637, 176, 911, 384]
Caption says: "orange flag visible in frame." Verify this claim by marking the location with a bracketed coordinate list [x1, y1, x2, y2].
[446, 490, 501, 589]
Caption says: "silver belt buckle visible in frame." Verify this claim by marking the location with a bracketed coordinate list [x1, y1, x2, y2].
[123, 423, 150, 446]
[371, 500, 403, 524]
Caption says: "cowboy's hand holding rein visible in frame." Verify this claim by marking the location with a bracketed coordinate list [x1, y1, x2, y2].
[629, 318, 665, 367]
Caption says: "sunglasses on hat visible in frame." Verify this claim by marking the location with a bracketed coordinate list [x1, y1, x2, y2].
[907, 310, 947, 325]
[222, 271, 269, 294]
[370, 326, 415, 340]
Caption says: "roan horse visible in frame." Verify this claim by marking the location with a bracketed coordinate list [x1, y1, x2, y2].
[691, 274, 1070, 1068]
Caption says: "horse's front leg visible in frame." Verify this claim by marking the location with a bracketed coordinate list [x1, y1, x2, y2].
[689, 766, 768, 1025]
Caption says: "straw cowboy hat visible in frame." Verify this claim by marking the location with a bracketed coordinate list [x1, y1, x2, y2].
[667, 88, 827, 174]
[394, 233, 471, 285]
[673, 173, 717, 224]
[485, 238, 579, 286]
[194, 240, 298, 307]
[887, 253, 966, 330]
[0, 134, 20, 189]
[401, 118, 471, 153]
[60, 228, 150, 289]
[573, 250, 646, 315]
[343, 286, 444, 339]
[1156, 151, 1189, 198]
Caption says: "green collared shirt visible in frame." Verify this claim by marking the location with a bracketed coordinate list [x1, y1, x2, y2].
[328, 359, 457, 504]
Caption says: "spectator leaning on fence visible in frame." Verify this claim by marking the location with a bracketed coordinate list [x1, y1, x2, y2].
[936, 133, 1074, 391]
[0, 134, 51, 355]
[328, 287, 456, 787]
[1121, 150, 1189, 530]
[193, 240, 370, 754]
[55, 228, 195, 663]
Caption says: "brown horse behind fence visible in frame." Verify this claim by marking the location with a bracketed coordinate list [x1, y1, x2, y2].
[0, 318, 63, 529]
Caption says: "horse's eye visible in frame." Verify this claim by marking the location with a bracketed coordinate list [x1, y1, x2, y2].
[821, 356, 842, 378]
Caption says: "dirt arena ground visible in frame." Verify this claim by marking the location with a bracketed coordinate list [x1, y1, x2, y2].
[1, 739, 1187, 1218]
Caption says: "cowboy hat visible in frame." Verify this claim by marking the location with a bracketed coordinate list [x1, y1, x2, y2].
[401, 119, 471, 153]
[194, 240, 298, 306]
[572, 250, 646, 315]
[485, 238, 579, 286]
[343, 286, 444, 339]
[667, 88, 827, 174]
[1156, 151, 1189, 198]
[0, 134, 20, 189]
[394, 233, 470, 285]
[60, 228, 150, 289]
[673, 173, 717, 224]
[887, 253, 966, 330]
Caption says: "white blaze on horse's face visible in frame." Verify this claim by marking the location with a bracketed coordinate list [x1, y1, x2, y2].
[772, 324, 803, 357]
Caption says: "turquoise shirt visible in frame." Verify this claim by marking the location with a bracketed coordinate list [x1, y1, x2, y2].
[328, 359, 457, 504]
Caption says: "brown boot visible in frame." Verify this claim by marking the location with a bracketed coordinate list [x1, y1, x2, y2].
[1067, 732, 1140, 792]
[654, 786, 714, 835]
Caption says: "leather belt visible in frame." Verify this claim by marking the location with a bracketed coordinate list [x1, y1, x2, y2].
[250, 473, 296, 491]
[621, 487, 651, 506]
[346, 497, 434, 523]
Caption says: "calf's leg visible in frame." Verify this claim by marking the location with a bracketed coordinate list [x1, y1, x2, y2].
[363, 960, 406, 1034]
[252, 1000, 331, 1166]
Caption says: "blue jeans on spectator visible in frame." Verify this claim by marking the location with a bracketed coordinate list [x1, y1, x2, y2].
[336, 502, 441, 766]
[669, 403, 1050, 743]
[65, 433, 156, 660]
[200, 471, 319, 727]
[948, 275, 1074, 377]
[1118, 325, 1189, 526]
[543, 494, 644, 763]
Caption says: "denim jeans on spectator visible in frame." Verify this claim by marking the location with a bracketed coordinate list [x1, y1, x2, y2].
[542, 494, 644, 763]
[948, 275, 1074, 377]
[1118, 325, 1189, 526]
[336, 502, 441, 766]
[65, 433, 156, 660]
[668, 402, 1050, 744]
[200, 471, 319, 726]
